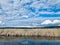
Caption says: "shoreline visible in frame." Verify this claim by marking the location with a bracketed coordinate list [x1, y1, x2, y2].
[0, 28, 60, 37]
[0, 36, 60, 41]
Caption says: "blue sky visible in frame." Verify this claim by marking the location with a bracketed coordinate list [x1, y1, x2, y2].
[0, 0, 60, 27]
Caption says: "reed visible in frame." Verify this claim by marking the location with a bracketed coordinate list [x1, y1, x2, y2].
[0, 28, 60, 37]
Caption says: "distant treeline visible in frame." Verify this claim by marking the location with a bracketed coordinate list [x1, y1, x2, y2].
[0, 26, 60, 29]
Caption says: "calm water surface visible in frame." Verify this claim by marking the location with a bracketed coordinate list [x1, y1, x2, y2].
[0, 36, 60, 45]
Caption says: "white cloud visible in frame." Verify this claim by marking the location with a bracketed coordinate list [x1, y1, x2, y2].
[53, 20, 60, 24]
[41, 20, 60, 25]
[41, 20, 52, 25]
[21, 15, 29, 18]
[0, 21, 5, 25]
[39, 11, 54, 14]
[0, 21, 2, 24]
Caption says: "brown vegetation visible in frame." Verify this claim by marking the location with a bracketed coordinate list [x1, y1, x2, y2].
[0, 28, 60, 37]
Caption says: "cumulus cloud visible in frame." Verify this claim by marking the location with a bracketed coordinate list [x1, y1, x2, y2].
[41, 20, 60, 25]
[53, 20, 60, 24]
[41, 20, 52, 25]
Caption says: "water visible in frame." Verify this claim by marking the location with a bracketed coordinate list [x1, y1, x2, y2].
[0, 36, 60, 45]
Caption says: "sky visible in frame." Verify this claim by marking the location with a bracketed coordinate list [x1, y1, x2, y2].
[0, 0, 60, 27]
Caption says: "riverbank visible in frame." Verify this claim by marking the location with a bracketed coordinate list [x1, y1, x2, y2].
[0, 28, 60, 37]
[0, 36, 60, 41]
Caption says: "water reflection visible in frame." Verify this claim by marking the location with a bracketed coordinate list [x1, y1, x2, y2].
[0, 36, 60, 41]
[0, 36, 60, 45]
[1, 36, 60, 40]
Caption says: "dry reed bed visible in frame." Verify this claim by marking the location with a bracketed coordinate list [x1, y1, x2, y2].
[0, 28, 60, 37]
